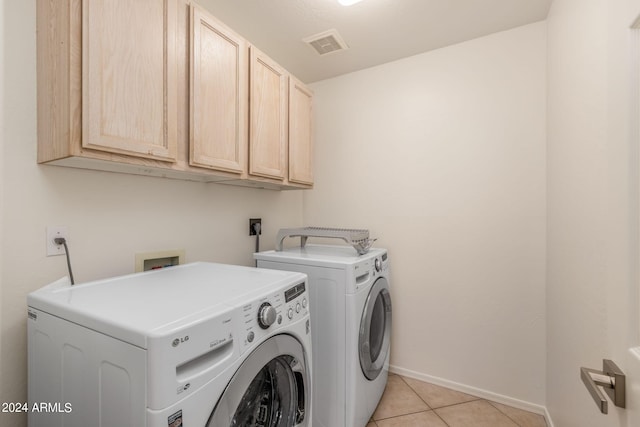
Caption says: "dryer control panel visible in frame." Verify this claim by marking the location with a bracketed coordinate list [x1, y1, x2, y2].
[351, 251, 389, 293]
[239, 280, 309, 354]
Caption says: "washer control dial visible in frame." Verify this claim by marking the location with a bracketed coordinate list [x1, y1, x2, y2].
[375, 258, 382, 272]
[258, 303, 277, 329]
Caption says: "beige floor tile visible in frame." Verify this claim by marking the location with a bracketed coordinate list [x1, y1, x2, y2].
[435, 400, 519, 427]
[376, 411, 448, 427]
[372, 375, 430, 420]
[366, 422, 378, 427]
[490, 401, 548, 427]
[402, 376, 479, 409]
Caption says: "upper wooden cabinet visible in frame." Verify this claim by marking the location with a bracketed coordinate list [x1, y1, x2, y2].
[288, 77, 314, 186]
[245, 48, 314, 188]
[249, 47, 289, 181]
[83, 0, 178, 161]
[190, 5, 248, 174]
[37, 0, 313, 189]
[37, 0, 184, 170]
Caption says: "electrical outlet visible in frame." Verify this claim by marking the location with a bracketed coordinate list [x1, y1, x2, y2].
[46, 226, 68, 256]
[249, 218, 262, 236]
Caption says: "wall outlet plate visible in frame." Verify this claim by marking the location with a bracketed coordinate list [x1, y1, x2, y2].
[46, 226, 68, 256]
[250, 218, 262, 235]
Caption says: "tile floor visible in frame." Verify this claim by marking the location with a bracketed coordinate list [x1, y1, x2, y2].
[368, 374, 547, 427]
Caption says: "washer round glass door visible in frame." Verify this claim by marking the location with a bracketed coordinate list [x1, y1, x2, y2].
[359, 277, 392, 380]
[207, 334, 308, 427]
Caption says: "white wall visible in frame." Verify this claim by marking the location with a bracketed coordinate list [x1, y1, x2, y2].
[307, 22, 547, 407]
[546, 0, 640, 425]
[0, 2, 303, 425]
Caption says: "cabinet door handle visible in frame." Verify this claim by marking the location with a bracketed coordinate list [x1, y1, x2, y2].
[580, 359, 626, 414]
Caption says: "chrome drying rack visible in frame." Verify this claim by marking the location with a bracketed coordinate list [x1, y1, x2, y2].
[275, 227, 375, 255]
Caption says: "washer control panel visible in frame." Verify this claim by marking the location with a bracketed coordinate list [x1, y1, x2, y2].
[372, 251, 389, 277]
[240, 281, 309, 352]
[285, 281, 307, 320]
[353, 251, 389, 291]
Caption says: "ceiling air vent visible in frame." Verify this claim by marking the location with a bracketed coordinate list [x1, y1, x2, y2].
[303, 29, 349, 56]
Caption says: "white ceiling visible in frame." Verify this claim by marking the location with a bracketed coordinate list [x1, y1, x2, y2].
[198, 0, 552, 83]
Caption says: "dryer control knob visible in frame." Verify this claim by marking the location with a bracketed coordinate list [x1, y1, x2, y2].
[258, 303, 277, 329]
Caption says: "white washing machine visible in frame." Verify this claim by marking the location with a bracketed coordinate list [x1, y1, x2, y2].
[255, 244, 392, 427]
[27, 262, 312, 427]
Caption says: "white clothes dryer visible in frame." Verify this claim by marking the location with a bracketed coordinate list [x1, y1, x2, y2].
[255, 245, 392, 427]
[27, 262, 312, 427]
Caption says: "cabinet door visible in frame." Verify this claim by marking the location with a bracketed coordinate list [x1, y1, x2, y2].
[289, 77, 314, 185]
[190, 5, 248, 174]
[82, 0, 178, 161]
[249, 47, 288, 180]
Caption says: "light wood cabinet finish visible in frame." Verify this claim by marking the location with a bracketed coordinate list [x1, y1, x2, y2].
[37, 0, 82, 163]
[82, 0, 178, 161]
[249, 47, 289, 181]
[288, 77, 314, 186]
[190, 5, 247, 174]
[38, 0, 235, 183]
[37, 0, 313, 189]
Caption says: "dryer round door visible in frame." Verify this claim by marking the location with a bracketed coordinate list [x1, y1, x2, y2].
[359, 277, 392, 381]
[207, 334, 309, 427]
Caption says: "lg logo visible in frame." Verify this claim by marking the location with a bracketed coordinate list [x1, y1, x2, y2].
[172, 336, 190, 347]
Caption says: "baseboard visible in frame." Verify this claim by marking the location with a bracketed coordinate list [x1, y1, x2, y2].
[544, 407, 555, 427]
[389, 365, 554, 426]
